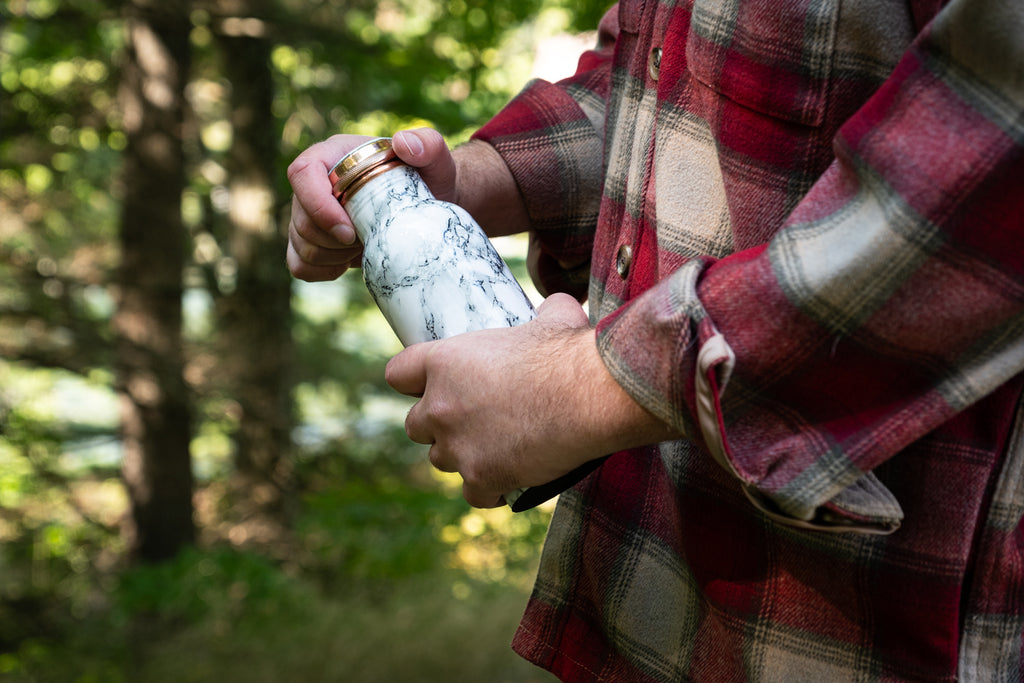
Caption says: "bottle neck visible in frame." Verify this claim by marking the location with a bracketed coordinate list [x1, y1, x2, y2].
[343, 165, 434, 242]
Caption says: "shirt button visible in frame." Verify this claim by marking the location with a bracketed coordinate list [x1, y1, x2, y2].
[616, 244, 633, 279]
[648, 47, 662, 81]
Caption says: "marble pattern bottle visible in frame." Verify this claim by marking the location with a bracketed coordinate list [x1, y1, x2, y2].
[329, 137, 564, 510]
[329, 138, 537, 346]
[330, 138, 607, 511]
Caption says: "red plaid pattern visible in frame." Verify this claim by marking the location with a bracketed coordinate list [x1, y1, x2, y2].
[474, 0, 1024, 680]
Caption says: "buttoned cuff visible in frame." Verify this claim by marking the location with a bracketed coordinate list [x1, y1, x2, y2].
[597, 260, 904, 534]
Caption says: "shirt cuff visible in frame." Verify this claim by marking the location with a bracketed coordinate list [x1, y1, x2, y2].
[597, 260, 904, 534]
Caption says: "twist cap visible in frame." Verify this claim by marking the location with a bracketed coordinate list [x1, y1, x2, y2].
[328, 137, 400, 202]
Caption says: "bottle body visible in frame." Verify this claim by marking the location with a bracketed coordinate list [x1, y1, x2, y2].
[330, 137, 585, 512]
[343, 161, 536, 346]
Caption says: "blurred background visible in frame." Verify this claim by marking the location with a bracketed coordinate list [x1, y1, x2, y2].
[0, 0, 609, 680]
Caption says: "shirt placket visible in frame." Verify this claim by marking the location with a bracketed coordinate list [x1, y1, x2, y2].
[615, 29, 666, 301]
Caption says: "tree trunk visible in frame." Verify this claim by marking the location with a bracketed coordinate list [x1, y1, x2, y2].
[215, 15, 295, 525]
[115, 0, 195, 563]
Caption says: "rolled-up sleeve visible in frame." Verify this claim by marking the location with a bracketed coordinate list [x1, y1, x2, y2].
[596, 0, 1024, 532]
[472, 10, 617, 299]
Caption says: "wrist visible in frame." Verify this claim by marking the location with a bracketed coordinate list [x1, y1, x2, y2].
[528, 312, 680, 475]
[569, 329, 682, 455]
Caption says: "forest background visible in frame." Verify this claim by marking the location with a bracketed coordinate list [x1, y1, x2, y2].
[0, 0, 609, 680]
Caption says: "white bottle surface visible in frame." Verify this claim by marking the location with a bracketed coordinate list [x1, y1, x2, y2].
[344, 163, 536, 346]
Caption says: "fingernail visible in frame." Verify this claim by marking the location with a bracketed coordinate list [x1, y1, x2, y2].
[396, 130, 423, 156]
[331, 223, 356, 245]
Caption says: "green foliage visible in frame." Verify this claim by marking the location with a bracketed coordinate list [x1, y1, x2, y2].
[0, 1, 122, 376]
[0, 364, 123, 654]
[114, 546, 302, 626]
[0, 482, 557, 682]
[299, 478, 464, 582]
[0, 0, 611, 678]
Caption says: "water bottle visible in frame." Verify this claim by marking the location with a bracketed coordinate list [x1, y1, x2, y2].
[328, 137, 602, 511]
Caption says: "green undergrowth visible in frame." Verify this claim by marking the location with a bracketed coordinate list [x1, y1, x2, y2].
[0, 478, 557, 683]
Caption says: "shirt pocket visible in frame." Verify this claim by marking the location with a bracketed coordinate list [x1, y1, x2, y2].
[685, 0, 841, 126]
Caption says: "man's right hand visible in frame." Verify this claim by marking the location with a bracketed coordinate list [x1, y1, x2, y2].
[285, 128, 458, 282]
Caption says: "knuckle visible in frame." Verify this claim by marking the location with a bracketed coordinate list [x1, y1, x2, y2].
[289, 257, 346, 282]
[462, 484, 502, 509]
[427, 445, 457, 473]
[307, 198, 340, 229]
[460, 457, 488, 489]
[285, 248, 301, 276]
[286, 155, 312, 183]
[295, 240, 319, 264]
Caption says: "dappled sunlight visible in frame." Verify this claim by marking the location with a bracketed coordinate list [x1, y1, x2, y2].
[428, 469, 554, 588]
[0, 0, 601, 678]
[219, 16, 267, 39]
[112, 307, 171, 352]
[442, 502, 555, 587]
[228, 180, 274, 237]
[119, 20, 179, 139]
[70, 479, 129, 546]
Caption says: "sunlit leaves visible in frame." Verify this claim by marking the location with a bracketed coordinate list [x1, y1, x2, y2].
[268, 0, 602, 154]
[5, 0, 58, 20]
[0, 3, 609, 670]
[22, 163, 52, 194]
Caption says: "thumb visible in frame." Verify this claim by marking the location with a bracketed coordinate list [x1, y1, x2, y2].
[392, 128, 458, 203]
[384, 341, 433, 398]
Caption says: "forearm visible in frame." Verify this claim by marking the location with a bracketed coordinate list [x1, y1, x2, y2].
[452, 140, 531, 238]
[560, 323, 683, 458]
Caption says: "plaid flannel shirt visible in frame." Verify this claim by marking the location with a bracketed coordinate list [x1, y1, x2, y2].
[473, 0, 1024, 680]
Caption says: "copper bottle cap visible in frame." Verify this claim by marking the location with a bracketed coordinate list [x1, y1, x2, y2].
[328, 137, 403, 204]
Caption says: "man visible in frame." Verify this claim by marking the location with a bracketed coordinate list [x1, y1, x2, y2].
[288, 0, 1024, 679]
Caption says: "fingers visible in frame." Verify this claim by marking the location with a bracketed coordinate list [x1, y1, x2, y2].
[286, 130, 457, 282]
[286, 208, 362, 281]
[386, 342, 434, 445]
[286, 136, 370, 281]
[289, 193, 355, 249]
[426, 444, 452, 470]
[285, 240, 356, 282]
[431, 446, 503, 508]
[393, 128, 458, 203]
[463, 482, 504, 509]
[286, 136, 355, 237]
[432, 444, 505, 509]
[388, 341, 497, 504]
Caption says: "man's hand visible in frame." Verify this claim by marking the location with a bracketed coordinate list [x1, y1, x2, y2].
[285, 128, 457, 282]
[385, 293, 681, 507]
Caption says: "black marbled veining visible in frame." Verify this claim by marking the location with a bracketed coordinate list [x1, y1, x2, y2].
[346, 165, 537, 346]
